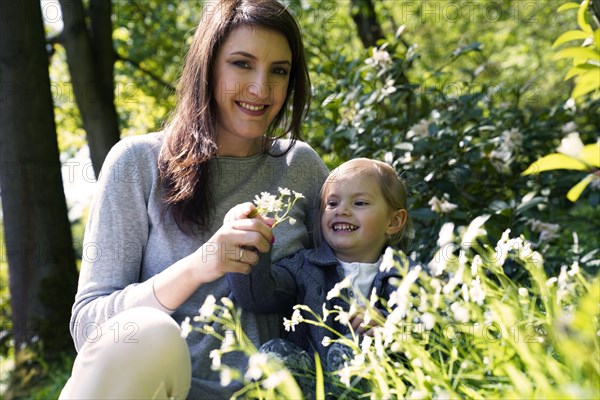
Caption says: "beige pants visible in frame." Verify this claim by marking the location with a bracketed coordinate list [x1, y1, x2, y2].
[59, 307, 191, 399]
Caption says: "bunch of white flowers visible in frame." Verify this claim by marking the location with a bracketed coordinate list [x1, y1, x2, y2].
[249, 187, 304, 228]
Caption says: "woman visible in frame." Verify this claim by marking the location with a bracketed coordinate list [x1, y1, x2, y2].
[59, 1, 328, 398]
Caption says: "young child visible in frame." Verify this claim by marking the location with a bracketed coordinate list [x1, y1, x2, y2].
[229, 157, 414, 355]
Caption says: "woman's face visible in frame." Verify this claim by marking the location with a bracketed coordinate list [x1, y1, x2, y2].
[213, 25, 292, 156]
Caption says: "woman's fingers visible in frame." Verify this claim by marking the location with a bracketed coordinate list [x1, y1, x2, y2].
[223, 202, 255, 223]
[227, 219, 273, 253]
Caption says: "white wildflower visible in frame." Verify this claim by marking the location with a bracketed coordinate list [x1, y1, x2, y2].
[564, 98, 576, 111]
[437, 222, 455, 247]
[220, 367, 232, 386]
[432, 285, 442, 310]
[221, 330, 235, 351]
[561, 121, 577, 134]
[384, 308, 406, 345]
[407, 119, 430, 139]
[361, 335, 373, 354]
[568, 261, 580, 276]
[365, 46, 392, 68]
[434, 387, 451, 400]
[363, 307, 372, 326]
[484, 310, 494, 325]
[292, 190, 304, 199]
[209, 349, 221, 370]
[254, 191, 279, 213]
[339, 364, 352, 387]
[180, 316, 192, 339]
[450, 302, 469, 323]
[322, 304, 330, 322]
[380, 247, 396, 272]
[471, 254, 483, 276]
[527, 219, 560, 243]
[262, 370, 288, 389]
[428, 195, 458, 214]
[409, 389, 426, 399]
[322, 336, 332, 347]
[277, 187, 291, 196]
[557, 132, 584, 158]
[220, 297, 234, 308]
[421, 312, 435, 330]
[388, 266, 421, 309]
[556, 265, 574, 303]
[199, 295, 217, 319]
[518, 287, 529, 297]
[245, 353, 268, 381]
[493, 229, 514, 266]
[288, 217, 296, 225]
[546, 277, 558, 287]
[419, 287, 428, 312]
[443, 261, 464, 295]
[283, 309, 304, 332]
[469, 276, 486, 305]
[326, 278, 351, 300]
[428, 250, 448, 276]
[461, 215, 490, 249]
[461, 283, 470, 303]
[335, 308, 351, 326]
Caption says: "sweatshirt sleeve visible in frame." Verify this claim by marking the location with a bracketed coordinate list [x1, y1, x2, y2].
[227, 250, 304, 314]
[70, 137, 172, 351]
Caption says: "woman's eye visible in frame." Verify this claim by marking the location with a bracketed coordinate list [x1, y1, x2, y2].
[355, 201, 368, 206]
[326, 201, 337, 207]
[232, 60, 251, 69]
[273, 67, 289, 76]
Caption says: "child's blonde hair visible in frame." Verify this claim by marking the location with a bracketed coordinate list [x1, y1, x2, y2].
[315, 158, 412, 249]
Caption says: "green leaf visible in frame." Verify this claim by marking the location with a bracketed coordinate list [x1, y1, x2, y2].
[564, 63, 597, 80]
[516, 197, 546, 215]
[557, 2, 581, 12]
[571, 71, 600, 99]
[552, 30, 590, 48]
[571, 67, 600, 98]
[581, 143, 600, 167]
[314, 352, 325, 400]
[567, 174, 594, 201]
[553, 47, 600, 62]
[522, 153, 588, 175]
[577, 0, 593, 35]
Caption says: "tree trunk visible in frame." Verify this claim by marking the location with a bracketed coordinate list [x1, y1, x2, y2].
[59, 0, 120, 177]
[350, 0, 385, 48]
[0, 0, 78, 356]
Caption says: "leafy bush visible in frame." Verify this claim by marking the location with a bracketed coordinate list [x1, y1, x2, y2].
[303, 27, 599, 278]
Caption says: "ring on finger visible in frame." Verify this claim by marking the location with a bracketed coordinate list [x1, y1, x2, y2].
[239, 248, 245, 261]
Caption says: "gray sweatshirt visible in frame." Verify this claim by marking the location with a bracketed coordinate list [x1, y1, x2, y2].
[70, 131, 329, 399]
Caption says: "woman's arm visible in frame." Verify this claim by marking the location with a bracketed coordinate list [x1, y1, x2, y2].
[153, 206, 273, 310]
[70, 137, 273, 350]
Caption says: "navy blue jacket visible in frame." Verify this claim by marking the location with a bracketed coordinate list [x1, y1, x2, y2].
[228, 242, 416, 358]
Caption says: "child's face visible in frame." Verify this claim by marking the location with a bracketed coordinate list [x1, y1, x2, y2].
[321, 175, 402, 263]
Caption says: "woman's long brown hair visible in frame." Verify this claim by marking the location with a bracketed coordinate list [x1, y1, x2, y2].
[159, 0, 311, 232]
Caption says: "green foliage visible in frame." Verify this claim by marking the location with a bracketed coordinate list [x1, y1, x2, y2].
[553, 0, 600, 100]
[182, 296, 303, 399]
[301, 25, 600, 275]
[1, 345, 74, 400]
[192, 225, 599, 398]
